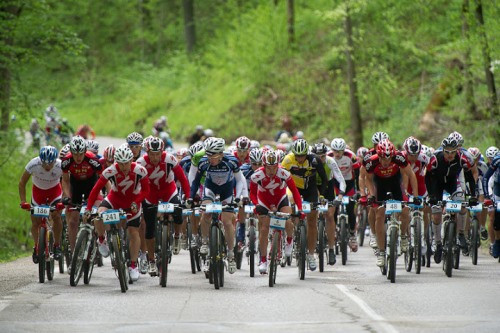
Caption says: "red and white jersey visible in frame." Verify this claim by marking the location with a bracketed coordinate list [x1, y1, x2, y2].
[87, 162, 149, 210]
[25, 157, 63, 190]
[249, 167, 302, 210]
[330, 149, 360, 181]
[136, 152, 190, 203]
[232, 151, 250, 166]
[402, 151, 429, 196]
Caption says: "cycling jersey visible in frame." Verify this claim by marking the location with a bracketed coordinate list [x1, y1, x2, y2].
[61, 152, 102, 181]
[317, 155, 346, 194]
[87, 162, 149, 221]
[25, 157, 63, 190]
[179, 155, 192, 176]
[483, 155, 500, 198]
[250, 167, 302, 211]
[281, 153, 327, 195]
[232, 151, 250, 166]
[402, 151, 430, 196]
[331, 149, 360, 181]
[365, 152, 408, 202]
[136, 152, 190, 203]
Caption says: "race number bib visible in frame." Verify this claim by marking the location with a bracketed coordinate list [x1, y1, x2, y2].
[342, 196, 350, 205]
[205, 203, 222, 213]
[270, 216, 287, 230]
[33, 205, 50, 218]
[301, 201, 311, 213]
[182, 209, 192, 216]
[445, 201, 461, 213]
[318, 204, 328, 212]
[101, 210, 121, 225]
[158, 203, 175, 213]
[385, 200, 402, 215]
[244, 204, 255, 214]
[496, 202, 500, 212]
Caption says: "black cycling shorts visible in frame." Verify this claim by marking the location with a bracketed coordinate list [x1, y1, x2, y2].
[70, 176, 97, 205]
[255, 197, 290, 216]
[99, 200, 141, 228]
[298, 186, 319, 208]
[374, 174, 403, 202]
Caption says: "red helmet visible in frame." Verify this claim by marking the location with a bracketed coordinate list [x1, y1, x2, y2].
[235, 136, 251, 150]
[376, 139, 395, 158]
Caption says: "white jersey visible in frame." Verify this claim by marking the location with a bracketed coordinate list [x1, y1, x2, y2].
[25, 157, 62, 190]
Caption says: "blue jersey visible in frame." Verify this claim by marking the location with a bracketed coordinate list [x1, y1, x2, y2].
[240, 163, 256, 188]
[179, 155, 192, 176]
[190, 154, 240, 199]
[483, 155, 500, 197]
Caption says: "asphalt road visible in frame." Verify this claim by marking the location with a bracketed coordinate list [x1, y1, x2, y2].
[1, 241, 499, 333]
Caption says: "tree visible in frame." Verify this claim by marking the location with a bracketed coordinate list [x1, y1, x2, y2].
[183, 0, 196, 54]
[287, 0, 294, 44]
[461, 0, 477, 118]
[343, 1, 363, 148]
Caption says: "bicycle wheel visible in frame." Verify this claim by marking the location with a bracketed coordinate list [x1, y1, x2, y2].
[70, 229, 89, 286]
[46, 231, 55, 281]
[111, 232, 128, 293]
[359, 208, 367, 247]
[340, 217, 348, 265]
[444, 221, 453, 278]
[318, 218, 325, 272]
[470, 217, 479, 265]
[218, 231, 225, 288]
[248, 225, 256, 277]
[188, 222, 196, 274]
[388, 226, 397, 283]
[160, 224, 169, 287]
[426, 223, 432, 268]
[298, 224, 306, 280]
[38, 226, 46, 283]
[84, 238, 97, 285]
[269, 232, 279, 287]
[59, 225, 66, 274]
[453, 234, 460, 270]
[414, 217, 422, 274]
[210, 224, 220, 289]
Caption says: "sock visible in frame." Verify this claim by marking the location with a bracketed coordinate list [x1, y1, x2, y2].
[286, 236, 293, 244]
[261, 255, 267, 263]
[432, 222, 442, 242]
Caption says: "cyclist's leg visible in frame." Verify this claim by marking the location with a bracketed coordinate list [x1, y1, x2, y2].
[142, 200, 157, 261]
[325, 206, 336, 249]
[127, 214, 142, 265]
[256, 206, 271, 258]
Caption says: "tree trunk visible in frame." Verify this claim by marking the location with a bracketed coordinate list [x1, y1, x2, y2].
[274, 0, 279, 5]
[344, 3, 363, 148]
[461, 0, 478, 118]
[474, 0, 498, 115]
[183, 0, 196, 54]
[287, 0, 294, 45]
[0, 66, 11, 132]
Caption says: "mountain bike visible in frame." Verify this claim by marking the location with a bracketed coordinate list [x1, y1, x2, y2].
[268, 212, 291, 287]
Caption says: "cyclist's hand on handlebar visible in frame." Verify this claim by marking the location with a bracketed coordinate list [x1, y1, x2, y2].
[359, 196, 367, 205]
[367, 195, 375, 205]
[428, 196, 438, 206]
[55, 202, 65, 211]
[299, 211, 306, 220]
[242, 197, 250, 206]
[130, 202, 138, 214]
[62, 197, 71, 205]
[20, 202, 31, 210]
[468, 197, 479, 207]
[412, 197, 422, 206]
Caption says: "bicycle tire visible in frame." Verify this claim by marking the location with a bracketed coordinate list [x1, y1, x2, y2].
[388, 226, 397, 283]
[218, 229, 225, 288]
[96, 252, 103, 267]
[299, 224, 306, 280]
[70, 229, 89, 287]
[340, 217, 348, 265]
[414, 217, 422, 274]
[112, 232, 128, 293]
[359, 208, 367, 247]
[470, 217, 479, 266]
[38, 226, 46, 283]
[426, 223, 432, 268]
[160, 224, 169, 287]
[444, 221, 454, 278]
[269, 232, 279, 287]
[210, 224, 220, 289]
[46, 231, 55, 281]
[84, 239, 97, 285]
[453, 236, 460, 270]
[59, 224, 67, 274]
[248, 225, 256, 277]
[188, 222, 196, 274]
[318, 218, 325, 272]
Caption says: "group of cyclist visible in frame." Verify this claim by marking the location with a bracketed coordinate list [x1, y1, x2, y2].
[19, 126, 500, 288]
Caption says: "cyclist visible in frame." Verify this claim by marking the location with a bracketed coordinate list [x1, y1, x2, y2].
[100, 144, 116, 169]
[281, 139, 328, 271]
[233, 136, 252, 254]
[189, 137, 249, 274]
[61, 136, 102, 254]
[485, 146, 499, 252]
[19, 146, 65, 263]
[86, 144, 150, 281]
[426, 137, 478, 262]
[75, 124, 95, 140]
[136, 137, 190, 275]
[364, 139, 420, 268]
[249, 150, 304, 273]
[86, 140, 101, 159]
[482, 149, 500, 257]
[313, 142, 346, 265]
[467, 147, 489, 241]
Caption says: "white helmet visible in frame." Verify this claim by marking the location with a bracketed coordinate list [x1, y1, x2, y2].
[70, 136, 87, 153]
[86, 140, 99, 154]
[448, 131, 464, 146]
[295, 131, 304, 139]
[126, 132, 143, 145]
[59, 144, 70, 159]
[249, 148, 264, 164]
[250, 140, 260, 150]
[204, 128, 214, 137]
[204, 137, 225, 155]
[114, 144, 134, 163]
[371, 132, 389, 144]
[330, 138, 347, 151]
[485, 146, 499, 158]
[188, 141, 204, 157]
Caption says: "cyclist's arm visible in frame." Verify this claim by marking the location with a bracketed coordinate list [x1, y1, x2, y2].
[364, 172, 376, 198]
[86, 176, 108, 210]
[286, 177, 302, 211]
[316, 159, 328, 196]
[482, 164, 496, 197]
[134, 176, 150, 206]
[62, 172, 71, 199]
[358, 166, 368, 196]
[401, 164, 418, 198]
[330, 160, 346, 194]
[234, 170, 248, 198]
[249, 180, 258, 205]
[190, 168, 202, 199]
[173, 164, 190, 199]
[18, 170, 31, 203]
[188, 164, 198, 184]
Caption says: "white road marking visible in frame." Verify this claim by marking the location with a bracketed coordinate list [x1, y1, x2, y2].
[336, 284, 399, 333]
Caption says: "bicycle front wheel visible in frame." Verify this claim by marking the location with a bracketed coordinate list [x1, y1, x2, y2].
[248, 225, 256, 277]
[160, 224, 169, 287]
[111, 232, 128, 293]
[359, 208, 367, 247]
[70, 229, 89, 287]
[414, 217, 422, 274]
[340, 217, 348, 265]
[444, 221, 454, 278]
[388, 226, 397, 283]
[298, 224, 306, 280]
[38, 226, 46, 283]
[318, 218, 325, 272]
[46, 231, 55, 281]
[210, 224, 220, 290]
[470, 217, 479, 266]
[269, 232, 279, 287]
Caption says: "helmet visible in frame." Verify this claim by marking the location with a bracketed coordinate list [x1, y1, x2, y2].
[250, 140, 260, 150]
[376, 139, 396, 158]
[276, 149, 285, 163]
[448, 131, 464, 146]
[114, 144, 134, 163]
[39, 146, 58, 164]
[204, 137, 225, 155]
[46, 104, 58, 113]
[441, 137, 458, 149]
[312, 143, 328, 155]
[403, 136, 421, 155]
[420, 145, 432, 158]
[59, 144, 70, 159]
[331, 138, 347, 151]
[103, 144, 116, 162]
[160, 115, 167, 122]
[142, 135, 154, 150]
[291, 139, 308, 155]
[278, 132, 291, 143]
[195, 125, 203, 131]
[356, 146, 369, 158]
[189, 142, 204, 156]
[467, 147, 481, 161]
[263, 150, 279, 165]
[146, 137, 165, 152]
[371, 132, 389, 144]
[86, 139, 99, 154]
[249, 148, 264, 164]
[126, 132, 143, 145]
[70, 136, 87, 153]
[177, 148, 189, 158]
[485, 146, 499, 158]
[204, 128, 214, 137]
[235, 136, 251, 150]
[295, 131, 304, 139]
